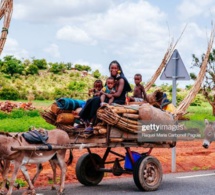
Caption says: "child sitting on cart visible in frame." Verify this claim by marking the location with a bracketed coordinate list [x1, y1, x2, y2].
[129, 73, 149, 102]
[88, 79, 103, 97]
[100, 77, 116, 106]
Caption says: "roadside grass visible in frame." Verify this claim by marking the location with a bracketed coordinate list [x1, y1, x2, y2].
[0, 101, 55, 132]
[181, 102, 215, 135]
[187, 102, 214, 121]
[0, 116, 55, 132]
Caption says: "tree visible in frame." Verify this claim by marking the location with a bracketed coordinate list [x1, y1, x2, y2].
[0, 55, 24, 76]
[192, 49, 215, 115]
[49, 62, 66, 74]
[26, 64, 39, 75]
[65, 62, 73, 70]
[190, 72, 197, 80]
[93, 69, 101, 78]
[32, 58, 47, 69]
[74, 64, 91, 72]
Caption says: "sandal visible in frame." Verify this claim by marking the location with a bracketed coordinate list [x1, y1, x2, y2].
[73, 121, 86, 130]
[84, 127, 94, 134]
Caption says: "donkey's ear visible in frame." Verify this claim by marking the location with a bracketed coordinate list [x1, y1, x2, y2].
[205, 119, 209, 125]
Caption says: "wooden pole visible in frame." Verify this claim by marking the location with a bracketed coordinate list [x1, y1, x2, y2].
[11, 143, 98, 151]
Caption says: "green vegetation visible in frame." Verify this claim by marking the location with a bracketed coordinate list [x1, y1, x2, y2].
[0, 55, 104, 101]
[191, 166, 210, 171]
[0, 116, 54, 132]
[187, 102, 214, 121]
[14, 178, 27, 187]
[191, 49, 215, 115]
[0, 108, 54, 132]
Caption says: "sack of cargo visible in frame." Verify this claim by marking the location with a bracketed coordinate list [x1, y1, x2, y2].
[139, 103, 174, 122]
[56, 113, 75, 124]
[51, 103, 60, 114]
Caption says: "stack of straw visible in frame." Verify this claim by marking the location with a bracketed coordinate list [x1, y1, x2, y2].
[97, 103, 175, 134]
[97, 105, 141, 134]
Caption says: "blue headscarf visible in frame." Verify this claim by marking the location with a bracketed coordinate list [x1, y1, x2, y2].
[109, 60, 132, 92]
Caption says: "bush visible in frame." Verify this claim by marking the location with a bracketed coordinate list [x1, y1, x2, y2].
[190, 94, 204, 106]
[93, 69, 101, 78]
[10, 109, 25, 118]
[0, 87, 19, 100]
[34, 91, 53, 100]
[68, 81, 86, 92]
[0, 111, 7, 119]
[26, 64, 39, 75]
[53, 88, 71, 99]
[49, 63, 66, 74]
[0, 109, 40, 119]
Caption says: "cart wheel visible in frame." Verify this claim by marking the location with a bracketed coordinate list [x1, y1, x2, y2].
[133, 156, 163, 191]
[76, 153, 104, 186]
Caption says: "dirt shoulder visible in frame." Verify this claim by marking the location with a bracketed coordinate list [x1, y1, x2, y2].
[4, 140, 215, 188]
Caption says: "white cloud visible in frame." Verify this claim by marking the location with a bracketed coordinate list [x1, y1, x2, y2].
[13, 0, 113, 23]
[56, 26, 96, 45]
[177, 0, 214, 20]
[8, 0, 214, 88]
[81, 1, 170, 80]
[1, 37, 29, 59]
[43, 43, 61, 58]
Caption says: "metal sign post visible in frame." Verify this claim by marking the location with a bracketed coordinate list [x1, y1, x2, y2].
[171, 51, 178, 173]
[160, 49, 190, 172]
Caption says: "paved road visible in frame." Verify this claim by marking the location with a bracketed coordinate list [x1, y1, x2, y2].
[12, 170, 215, 195]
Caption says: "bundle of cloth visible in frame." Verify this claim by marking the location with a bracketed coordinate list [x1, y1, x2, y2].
[56, 98, 86, 110]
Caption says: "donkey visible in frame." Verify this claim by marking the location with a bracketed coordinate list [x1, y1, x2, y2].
[0, 129, 72, 195]
[202, 119, 215, 149]
[0, 151, 73, 192]
[31, 149, 73, 190]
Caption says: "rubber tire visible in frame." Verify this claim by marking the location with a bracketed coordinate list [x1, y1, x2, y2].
[75, 153, 104, 186]
[133, 155, 163, 191]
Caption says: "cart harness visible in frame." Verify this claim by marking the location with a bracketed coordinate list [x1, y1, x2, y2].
[22, 129, 52, 150]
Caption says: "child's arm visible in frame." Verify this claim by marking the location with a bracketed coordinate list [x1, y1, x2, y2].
[88, 88, 94, 96]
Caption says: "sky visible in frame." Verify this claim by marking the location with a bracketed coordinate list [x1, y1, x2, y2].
[2, 0, 215, 87]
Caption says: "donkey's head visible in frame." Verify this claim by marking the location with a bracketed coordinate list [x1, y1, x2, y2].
[203, 119, 215, 149]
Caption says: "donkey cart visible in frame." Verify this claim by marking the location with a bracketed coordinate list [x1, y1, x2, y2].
[11, 124, 175, 192]
[12, 130, 175, 192]
[34, 103, 176, 192]
[69, 125, 175, 192]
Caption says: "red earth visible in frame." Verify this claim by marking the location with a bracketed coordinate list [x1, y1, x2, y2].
[3, 140, 215, 188]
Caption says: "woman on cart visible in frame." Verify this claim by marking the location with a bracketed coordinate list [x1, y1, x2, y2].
[78, 60, 131, 132]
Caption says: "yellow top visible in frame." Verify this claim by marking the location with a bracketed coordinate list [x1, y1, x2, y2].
[102, 87, 106, 92]
[163, 103, 176, 113]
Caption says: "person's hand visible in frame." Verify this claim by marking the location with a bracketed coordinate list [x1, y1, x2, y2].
[130, 97, 135, 102]
[94, 92, 101, 96]
[88, 88, 94, 96]
[106, 94, 113, 98]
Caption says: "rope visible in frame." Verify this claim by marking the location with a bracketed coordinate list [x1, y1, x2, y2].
[1, 27, 8, 33]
